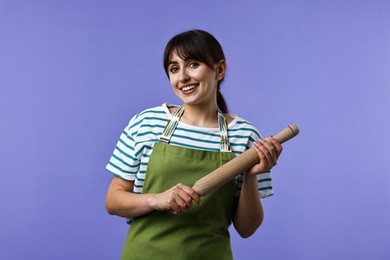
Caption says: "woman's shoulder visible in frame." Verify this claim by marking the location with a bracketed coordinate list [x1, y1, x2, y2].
[133, 103, 171, 119]
[225, 113, 255, 128]
[124, 104, 171, 131]
[226, 114, 262, 139]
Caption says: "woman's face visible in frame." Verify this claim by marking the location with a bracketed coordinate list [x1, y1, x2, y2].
[167, 51, 225, 108]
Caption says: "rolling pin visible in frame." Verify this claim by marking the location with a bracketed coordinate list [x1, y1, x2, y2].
[192, 124, 299, 196]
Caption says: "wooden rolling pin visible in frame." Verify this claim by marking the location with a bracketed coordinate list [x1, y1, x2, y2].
[192, 124, 299, 196]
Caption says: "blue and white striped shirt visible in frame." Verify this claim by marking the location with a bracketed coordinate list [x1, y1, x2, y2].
[106, 103, 273, 198]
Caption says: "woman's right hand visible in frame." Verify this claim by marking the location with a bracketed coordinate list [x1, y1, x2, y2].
[149, 183, 201, 215]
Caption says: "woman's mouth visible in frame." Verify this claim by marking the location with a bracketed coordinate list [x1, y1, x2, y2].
[181, 84, 198, 94]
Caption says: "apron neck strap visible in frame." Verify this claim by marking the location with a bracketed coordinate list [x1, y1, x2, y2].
[218, 108, 231, 152]
[159, 106, 231, 152]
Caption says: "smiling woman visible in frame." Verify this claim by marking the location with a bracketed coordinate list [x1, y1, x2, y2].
[163, 30, 229, 114]
[166, 53, 225, 120]
[104, 29, 282, 260]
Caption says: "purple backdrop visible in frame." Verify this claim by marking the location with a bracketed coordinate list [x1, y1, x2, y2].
[1, 1, 389, 259]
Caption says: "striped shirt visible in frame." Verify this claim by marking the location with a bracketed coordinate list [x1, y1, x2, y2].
[106, 103, 273, 198]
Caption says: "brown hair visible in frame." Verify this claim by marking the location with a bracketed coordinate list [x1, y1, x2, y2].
[163, 30, 228, 113]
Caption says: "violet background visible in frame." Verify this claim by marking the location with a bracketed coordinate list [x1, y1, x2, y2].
[1, 0, 389, 259]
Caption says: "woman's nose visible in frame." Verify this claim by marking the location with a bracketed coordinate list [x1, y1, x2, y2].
[179, 69, 190, 82]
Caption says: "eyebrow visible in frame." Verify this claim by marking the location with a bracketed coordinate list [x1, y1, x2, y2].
[167, 61, 178, 66]
[168, 57, 197, 66]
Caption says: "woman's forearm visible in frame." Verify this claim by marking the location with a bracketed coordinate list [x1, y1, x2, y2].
[105, 176, 156, 218]
[105, 189, 156, 219]
[105, 176, 201, 218]
[233, 174, 264, 238]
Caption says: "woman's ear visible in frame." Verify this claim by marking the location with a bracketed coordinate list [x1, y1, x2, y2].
[216, 60, 226, 80]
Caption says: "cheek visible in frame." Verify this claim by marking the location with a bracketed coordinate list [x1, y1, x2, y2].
[205, 75, 218, 88]
[201, 70, 217, 83]
[168, 76, 177, 87]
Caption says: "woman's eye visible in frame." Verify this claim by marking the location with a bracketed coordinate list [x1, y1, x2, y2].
[170, 67, 178, 73]
[189, 62, 199, 68]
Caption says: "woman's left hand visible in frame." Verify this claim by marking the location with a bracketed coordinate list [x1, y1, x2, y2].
[246, 136, 283, 175]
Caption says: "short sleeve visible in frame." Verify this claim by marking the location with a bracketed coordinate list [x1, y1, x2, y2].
[106, 115, 141, 180]
[234, 127, 274, 199]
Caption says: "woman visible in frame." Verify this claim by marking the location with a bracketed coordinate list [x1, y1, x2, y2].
[105, 29, 282, 259]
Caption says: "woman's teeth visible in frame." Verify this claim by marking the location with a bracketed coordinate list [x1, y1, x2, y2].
[182, 85, 196, 91]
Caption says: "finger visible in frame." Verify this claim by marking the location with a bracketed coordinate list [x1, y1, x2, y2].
[266, 137, 281, 164]
[172, 186, 192, 210]
[176, 184, 195, 207]
[165, 195, 184, 214]
[253, 141, 265, 155]
[166, 199, 181, 214]
[170, 207, 181, 215]
[253, 141, 260, 151]
[164, 186, 185, 213]
[258, 140, 274, 168]
[262, 139, 278, 165]
[173, 197, 187, 212]
[253, 141, 268, 166]
[178, 184, 201, 205]
[269, 136, 283, 158]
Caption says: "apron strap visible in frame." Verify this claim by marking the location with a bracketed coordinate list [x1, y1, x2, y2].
[159, 106, 231, 152]
[159, 106, 185, 144]
[218, 108, 231, 152]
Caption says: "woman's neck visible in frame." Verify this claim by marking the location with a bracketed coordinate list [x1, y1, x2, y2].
[181, 103, 219, 128]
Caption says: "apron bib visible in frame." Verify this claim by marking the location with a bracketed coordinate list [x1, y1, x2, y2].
[121, 107, 236, 260]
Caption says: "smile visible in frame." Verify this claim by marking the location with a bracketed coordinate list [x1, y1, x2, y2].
[180, 84, 198, 93]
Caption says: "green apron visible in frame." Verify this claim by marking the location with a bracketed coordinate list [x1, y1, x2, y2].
[121, 107, 236, 260]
